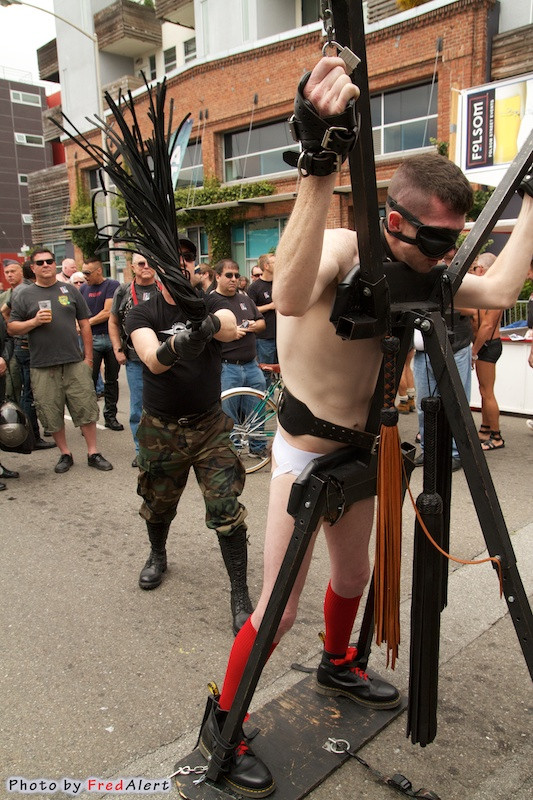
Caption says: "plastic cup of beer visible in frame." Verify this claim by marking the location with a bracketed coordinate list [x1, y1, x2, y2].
[38, 299, 52, 322]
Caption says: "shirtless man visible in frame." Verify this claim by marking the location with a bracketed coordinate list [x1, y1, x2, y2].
[197, 57, 533, 798]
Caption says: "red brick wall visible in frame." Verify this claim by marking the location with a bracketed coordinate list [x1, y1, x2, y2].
[64, 0, 495, 244]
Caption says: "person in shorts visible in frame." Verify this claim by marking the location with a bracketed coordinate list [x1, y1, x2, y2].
[8, 248, 113, 474]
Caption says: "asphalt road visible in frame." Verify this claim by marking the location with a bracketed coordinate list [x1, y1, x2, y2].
[1, 370, 532, 799]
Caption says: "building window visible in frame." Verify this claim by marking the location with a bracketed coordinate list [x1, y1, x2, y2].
[175, 141, 203, 189]
[231, 218, 286, 275]
[11, 89, 41, 107]
[164, 46, 177, 74]
[302, 0, 320, 25]
[371, 83, 438, 156]
[15, 132, 45, 147]
[224, 120, 298, 182]
[22, 214, 33, 225]
[149, 55, 156, 80]
[18, 174, 29, 185]
[184, 38, 196, 63]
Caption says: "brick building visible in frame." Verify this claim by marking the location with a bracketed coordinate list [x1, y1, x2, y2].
[46, 0, 533, 272]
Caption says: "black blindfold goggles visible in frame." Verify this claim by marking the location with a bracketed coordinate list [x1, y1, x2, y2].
[386, 195, 462, 259]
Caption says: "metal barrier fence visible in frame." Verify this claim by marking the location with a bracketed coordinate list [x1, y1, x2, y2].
[501, 299, 529, 329]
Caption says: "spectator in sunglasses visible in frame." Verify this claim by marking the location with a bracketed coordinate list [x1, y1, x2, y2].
[194, 56, 533, 799]
[212, 259, 266, 457]
[8, 247, 113, 474]
[70, 272, 86, 287]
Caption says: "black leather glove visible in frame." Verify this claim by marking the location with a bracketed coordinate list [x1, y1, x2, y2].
[156, 314, 222, 365]
[189, 313, 222, 343]
[518, 170, 533, 199]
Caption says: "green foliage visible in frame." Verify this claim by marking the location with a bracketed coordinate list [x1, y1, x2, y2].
[429, 138, 449, 158]
[69, 173, 100, 259]
[468, 187, 494, 221]
[175, 177, 275, 265]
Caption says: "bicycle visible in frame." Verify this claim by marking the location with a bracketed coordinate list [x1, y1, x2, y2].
[221, 364, 282, 474]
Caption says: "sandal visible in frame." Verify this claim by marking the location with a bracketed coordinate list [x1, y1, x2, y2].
[481, 431, 505, 451]
[478, 424, 491, 442]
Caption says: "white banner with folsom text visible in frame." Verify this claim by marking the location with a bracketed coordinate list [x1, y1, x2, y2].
[455, 73, 533, 187]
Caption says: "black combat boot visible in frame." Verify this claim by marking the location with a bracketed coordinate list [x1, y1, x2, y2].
[316, 647, 401, 709]
[197, 690, 275, 798]
[138, 521, 170, 590]
[218, 527, 253, 635]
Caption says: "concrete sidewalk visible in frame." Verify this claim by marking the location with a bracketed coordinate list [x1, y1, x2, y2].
[1, 390, 532, 800]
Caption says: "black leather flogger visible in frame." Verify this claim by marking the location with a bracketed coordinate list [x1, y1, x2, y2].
[283, 71, 360, 176]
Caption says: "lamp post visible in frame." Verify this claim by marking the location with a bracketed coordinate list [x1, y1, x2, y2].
[0, 0, 117, 277]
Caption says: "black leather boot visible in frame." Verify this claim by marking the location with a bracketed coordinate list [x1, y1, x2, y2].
[218, 527, 253, 635]
[316, 648, 401, 709]
[197, 691, 275, 798]
[138, 522, 170, 590]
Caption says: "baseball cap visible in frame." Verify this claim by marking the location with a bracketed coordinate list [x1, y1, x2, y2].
[178, 235, 197, 258]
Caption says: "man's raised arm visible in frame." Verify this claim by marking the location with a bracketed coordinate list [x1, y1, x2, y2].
[274, 57, 360, 317]
[456, 187, 533, 309]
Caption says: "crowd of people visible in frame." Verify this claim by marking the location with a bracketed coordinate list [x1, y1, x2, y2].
[0, 53, 532, 800]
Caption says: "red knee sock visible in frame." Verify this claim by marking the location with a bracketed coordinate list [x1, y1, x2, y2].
[219, 617, 278, 711]
[323, 581, 361, 657]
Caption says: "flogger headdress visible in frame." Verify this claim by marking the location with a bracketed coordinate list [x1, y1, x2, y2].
[54, 78, 206, 326]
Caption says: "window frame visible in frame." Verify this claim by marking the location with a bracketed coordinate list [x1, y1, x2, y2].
[15, 132, 45, 148]
[10, 89, 41, 108]
[164, 46, 177, 74]
[223, 119, 299, 182]
[371, 81, 438, 158]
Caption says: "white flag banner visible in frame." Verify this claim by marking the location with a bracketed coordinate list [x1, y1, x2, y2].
[455, 73, 533, 187]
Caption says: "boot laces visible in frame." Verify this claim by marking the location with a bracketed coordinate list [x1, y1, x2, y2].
[235, 741, 249, 757]
[331, 646, 369, 681]
[234, 713, 251, 758]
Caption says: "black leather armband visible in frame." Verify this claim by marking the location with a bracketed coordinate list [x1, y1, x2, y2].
[518, 170, 533, 199]
[155, 337, 179, 367]
[283, 72, 360, 177]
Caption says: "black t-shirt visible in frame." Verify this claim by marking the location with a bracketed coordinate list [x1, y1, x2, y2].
[211, 291, 263, 362]
[247, 278, 275, 339]
[124, 293, 222, 418]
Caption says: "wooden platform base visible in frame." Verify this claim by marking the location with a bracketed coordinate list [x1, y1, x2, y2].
[174, 670, 406, 799]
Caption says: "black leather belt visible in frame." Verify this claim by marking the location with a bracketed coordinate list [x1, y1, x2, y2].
[151, 402, 220, 428]
[278, 387, 378, 452]
[222, 359, 252, 365]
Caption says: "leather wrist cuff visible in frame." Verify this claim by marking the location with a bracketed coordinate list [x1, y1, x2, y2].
[156, 337, 179, 366]
[518, 171, 533, 199]
[282, 71, 360, 177]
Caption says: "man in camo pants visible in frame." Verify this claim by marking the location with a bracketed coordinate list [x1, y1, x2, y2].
[125, 237, 253, 635]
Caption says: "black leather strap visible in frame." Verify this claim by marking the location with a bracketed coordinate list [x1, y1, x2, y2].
[278, 387, 377, 451]
[283, 72, 359, 177]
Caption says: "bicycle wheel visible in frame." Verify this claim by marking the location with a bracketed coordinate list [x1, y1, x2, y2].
[221, 386, 277, 474]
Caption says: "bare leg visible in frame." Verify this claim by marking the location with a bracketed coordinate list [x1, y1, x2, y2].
[52, 426, 70, 455]
[80, 421, 98, 455]
[475, 361, 499, 431]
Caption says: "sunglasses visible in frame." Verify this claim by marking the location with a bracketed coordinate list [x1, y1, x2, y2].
[134, 260, 149, 268]
[223, 272, 240, 279]
[34, 258, 55, 266]
[82, 270, 94, 276]
[180, 252, 195, 263]
[252, 272, 262, 278]
[386, 196, 462, 259]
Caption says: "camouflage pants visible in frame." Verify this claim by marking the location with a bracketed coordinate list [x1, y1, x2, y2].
[136, 406, 247, 536]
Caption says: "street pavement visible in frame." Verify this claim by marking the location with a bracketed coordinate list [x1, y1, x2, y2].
[1, 370, 532, 799]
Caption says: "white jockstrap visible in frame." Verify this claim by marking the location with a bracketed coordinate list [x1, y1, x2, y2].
[271, 430, 323, 481]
